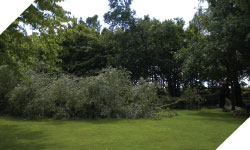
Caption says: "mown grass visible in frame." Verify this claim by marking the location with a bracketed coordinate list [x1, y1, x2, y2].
[0, 109, 248, 150]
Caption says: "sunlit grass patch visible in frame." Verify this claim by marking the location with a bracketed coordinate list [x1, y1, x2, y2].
[0, 109, 247, 150]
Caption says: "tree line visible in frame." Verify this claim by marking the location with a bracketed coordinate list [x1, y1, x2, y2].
[0, 0, 250, 111]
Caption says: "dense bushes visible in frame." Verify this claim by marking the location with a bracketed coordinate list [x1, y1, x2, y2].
[7, 71, 53, 118]
[158, 88, 205, 110]
[0, 66, 19, 113]
[6, 68, 162, 119]
[181, 88, 204, 109]
[0, 65, 209, 119]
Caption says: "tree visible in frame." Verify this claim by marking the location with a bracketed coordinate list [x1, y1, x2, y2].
[179, 8, 218, 90]
[0, 0, 69, 72]
[59, 23, 107, 76]
[86, 15, 102, 32]
[196, 0, 250, 109]
[106, 16, 186, 96]
[104, 0, 136, 30]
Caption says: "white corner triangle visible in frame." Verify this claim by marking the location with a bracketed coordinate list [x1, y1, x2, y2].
[0, 0, 35, 35]
[217, 117, 250, 150]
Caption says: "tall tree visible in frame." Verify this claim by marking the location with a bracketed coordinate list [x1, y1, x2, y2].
[198, 0, 250, 109]
[0, 0, 69, 72]
[108, 16, 186, 96]
[180, 8, 217, 89]
[86, 15, 102, 32]
[104, 0, 136, 30]
[59, 23, 107, 76]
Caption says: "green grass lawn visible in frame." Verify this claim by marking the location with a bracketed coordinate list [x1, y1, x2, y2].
[0, 109, 248, 150]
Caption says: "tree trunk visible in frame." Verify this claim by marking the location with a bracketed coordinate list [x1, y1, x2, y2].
[231, 80, 236, 111]
[233, 77, 243, 106]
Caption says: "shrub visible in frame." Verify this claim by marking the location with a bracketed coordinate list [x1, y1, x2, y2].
[80, 68, 132, 118]
[6, 68, 170, 119]
[0, 65, 19, 113]
[123, 78, 160, 119]
[33, 75, 85, 119]
[7, 71, 52, 117]
[77, 69, 161, 119]
[181, 88, 204, 109]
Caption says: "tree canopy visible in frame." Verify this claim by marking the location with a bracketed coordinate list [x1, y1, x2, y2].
[104, 0, 136, 30]
[1, 0, 250, 111]
[0, 0, 69, 72]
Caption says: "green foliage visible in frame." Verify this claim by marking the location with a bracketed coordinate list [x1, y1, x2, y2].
[30, 75, 83, 119]
[0, 26, 36, 71]
[86, 15, 102, 32]
[109, 16, 185, 96]
[181, 88, 204, 109]
[160, 88, 204, 110]
[77, 68, 160, 119]
[124, 78, 160, 118]
[104, 0, 136, 30]
[7, 71, 52, 117]
[193, 0, 250, 108]
[0, 0, 69, 73]
[6, 68, 162, 119]
[8, 72, 84, 119]
[59, 23, 107, 76]
[2, 0, 249, 118]
[80, 68, 133, 118]
[0, 66, 19, 113]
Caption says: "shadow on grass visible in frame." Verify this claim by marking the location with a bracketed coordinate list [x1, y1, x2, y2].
[0, 124, 48, 150]
[43, 118, 122, 126]
[0, 115, 121, 127]
[187, 110, 248, 124]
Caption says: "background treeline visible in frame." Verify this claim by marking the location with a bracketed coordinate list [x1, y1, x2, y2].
[0, 0, 250, 119]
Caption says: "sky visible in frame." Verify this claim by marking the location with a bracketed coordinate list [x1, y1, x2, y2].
[58, 0, 208, 28]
